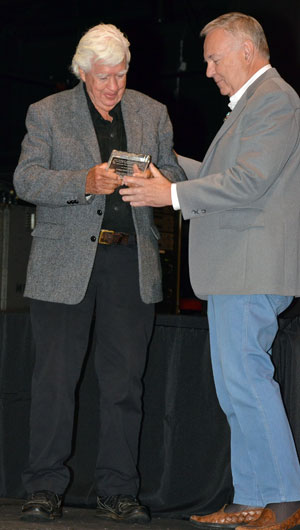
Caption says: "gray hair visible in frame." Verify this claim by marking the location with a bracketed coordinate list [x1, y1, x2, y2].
[71, 23, 131, 78]
[200, 12, 270, 60]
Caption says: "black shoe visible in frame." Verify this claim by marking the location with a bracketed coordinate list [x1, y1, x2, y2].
[96, 494, 151, 523]
[21, 490, 63, 522]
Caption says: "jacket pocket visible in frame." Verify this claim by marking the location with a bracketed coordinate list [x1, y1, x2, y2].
[31, 223, 64, 239]
[219, 208, 264, 231]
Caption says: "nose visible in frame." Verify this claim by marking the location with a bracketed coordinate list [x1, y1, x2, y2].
[107, 75, 119, 91]
[206, 61, 215, 78]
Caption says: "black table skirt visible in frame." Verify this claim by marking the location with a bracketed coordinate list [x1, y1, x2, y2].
[1, 312, 300, 518]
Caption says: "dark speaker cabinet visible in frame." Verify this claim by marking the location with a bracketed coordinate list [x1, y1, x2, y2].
[0, 204, 35, 311]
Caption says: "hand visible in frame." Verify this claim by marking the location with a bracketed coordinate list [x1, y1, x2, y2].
[85, 162, 122, 195]
[119, 163, 172, 207]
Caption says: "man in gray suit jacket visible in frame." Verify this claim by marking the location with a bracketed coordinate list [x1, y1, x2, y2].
[13, 23, 185, 524]
[120, 12, 300, 530]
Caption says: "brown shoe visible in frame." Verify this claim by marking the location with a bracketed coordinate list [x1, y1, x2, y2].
[236, 507, 300, 530]
[190, 505, 264, 528]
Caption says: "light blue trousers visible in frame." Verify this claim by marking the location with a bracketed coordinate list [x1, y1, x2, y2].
[207, 294, 300, 506]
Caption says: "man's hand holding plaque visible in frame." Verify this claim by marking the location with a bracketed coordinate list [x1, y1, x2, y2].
[120, 163, 172, 207]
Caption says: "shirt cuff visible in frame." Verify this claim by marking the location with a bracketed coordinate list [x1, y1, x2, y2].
[171, 183, 181, 210]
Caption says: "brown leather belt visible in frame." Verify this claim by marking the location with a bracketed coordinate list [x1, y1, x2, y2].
[98, 229, 136, 246]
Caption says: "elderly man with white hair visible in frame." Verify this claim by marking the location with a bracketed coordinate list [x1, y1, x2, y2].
[14, 23, 185, 524]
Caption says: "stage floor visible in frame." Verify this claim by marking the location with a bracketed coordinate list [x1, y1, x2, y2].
[0, 498, 192, 529]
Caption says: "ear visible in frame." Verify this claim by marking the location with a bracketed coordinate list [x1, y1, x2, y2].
[78, 67, 86, 82]
[243, 39, 255, 62]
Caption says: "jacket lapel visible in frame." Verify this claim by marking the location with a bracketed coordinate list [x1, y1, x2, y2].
[200, 68, 280, 170]
[121, 91, 143, 153]
[70, 82, 101, 164]
[202, 97, 246, 164]
[69, 86, 144, 160]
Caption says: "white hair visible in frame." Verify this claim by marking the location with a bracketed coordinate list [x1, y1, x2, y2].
[71, 23, 131, 78]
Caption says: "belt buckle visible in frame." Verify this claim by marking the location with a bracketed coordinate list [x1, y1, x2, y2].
[99, 229, 115, 245]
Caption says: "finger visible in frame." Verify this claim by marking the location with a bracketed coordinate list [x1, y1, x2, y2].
[120, 191, 141, 202]
[98, 163, 115, 174]
[97, 178, 118, 188]
[132, 163, 140, 173]
[149, 163, 162, 178]
[129, 200, 147, 207]
[119, 185, 141, 195]
[132, 168, 151, 178]
[143, 168, 152, 178]
[119, 187, 133, 197]
[120, 191, 147, 206]
[122, 176, 145, 187]
[98, 174, 120, 184]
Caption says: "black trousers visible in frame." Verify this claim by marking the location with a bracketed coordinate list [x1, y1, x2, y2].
[23, 243, 154, 497]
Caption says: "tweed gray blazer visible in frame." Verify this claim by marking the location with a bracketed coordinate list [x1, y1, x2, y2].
[177, 68, 300, 298]
[14, 83, 185, 304]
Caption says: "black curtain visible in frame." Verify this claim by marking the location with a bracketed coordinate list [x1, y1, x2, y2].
[1, 312, 300, 518]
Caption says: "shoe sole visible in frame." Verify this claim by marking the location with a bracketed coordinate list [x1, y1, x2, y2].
[96, 512, 150, 524]
[21, 509, 62, 522]
[189, 519, 249, 530]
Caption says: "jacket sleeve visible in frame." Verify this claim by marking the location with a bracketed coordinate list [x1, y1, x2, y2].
[13, 101, 90, 207]
[153, 104, 186, 183]
[177, 154, 202, 180]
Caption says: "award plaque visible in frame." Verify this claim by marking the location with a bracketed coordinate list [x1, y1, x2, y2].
[107, 149, 151, 177]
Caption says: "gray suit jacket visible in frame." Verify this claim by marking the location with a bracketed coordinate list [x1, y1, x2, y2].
[14, 83, 185, 304]
[177, 68, 300, 298]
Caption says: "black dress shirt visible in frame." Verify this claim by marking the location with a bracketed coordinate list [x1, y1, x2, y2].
[84, 85, 135, 234]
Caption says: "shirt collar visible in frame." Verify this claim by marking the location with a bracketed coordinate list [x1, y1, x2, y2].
[228, 64, 272, 110]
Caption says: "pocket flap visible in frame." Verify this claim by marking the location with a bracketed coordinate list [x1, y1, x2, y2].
[220, 208, 264, 231]
[31, 223, 64, 239]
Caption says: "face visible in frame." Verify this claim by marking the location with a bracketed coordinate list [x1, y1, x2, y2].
[79, 58, 127, 116]
[203, 28, 249, 97]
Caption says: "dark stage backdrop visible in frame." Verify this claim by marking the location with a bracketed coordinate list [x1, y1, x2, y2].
[1, 0, 299, 179]
[1, 0, 299, 303]
[1, 312, 300, 517]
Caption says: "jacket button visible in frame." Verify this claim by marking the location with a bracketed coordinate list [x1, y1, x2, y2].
[192, 209, 199, 215]
[97, 210, 102, 216]
[201, 209, 206, 214]
[90, 236, 96, 242]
